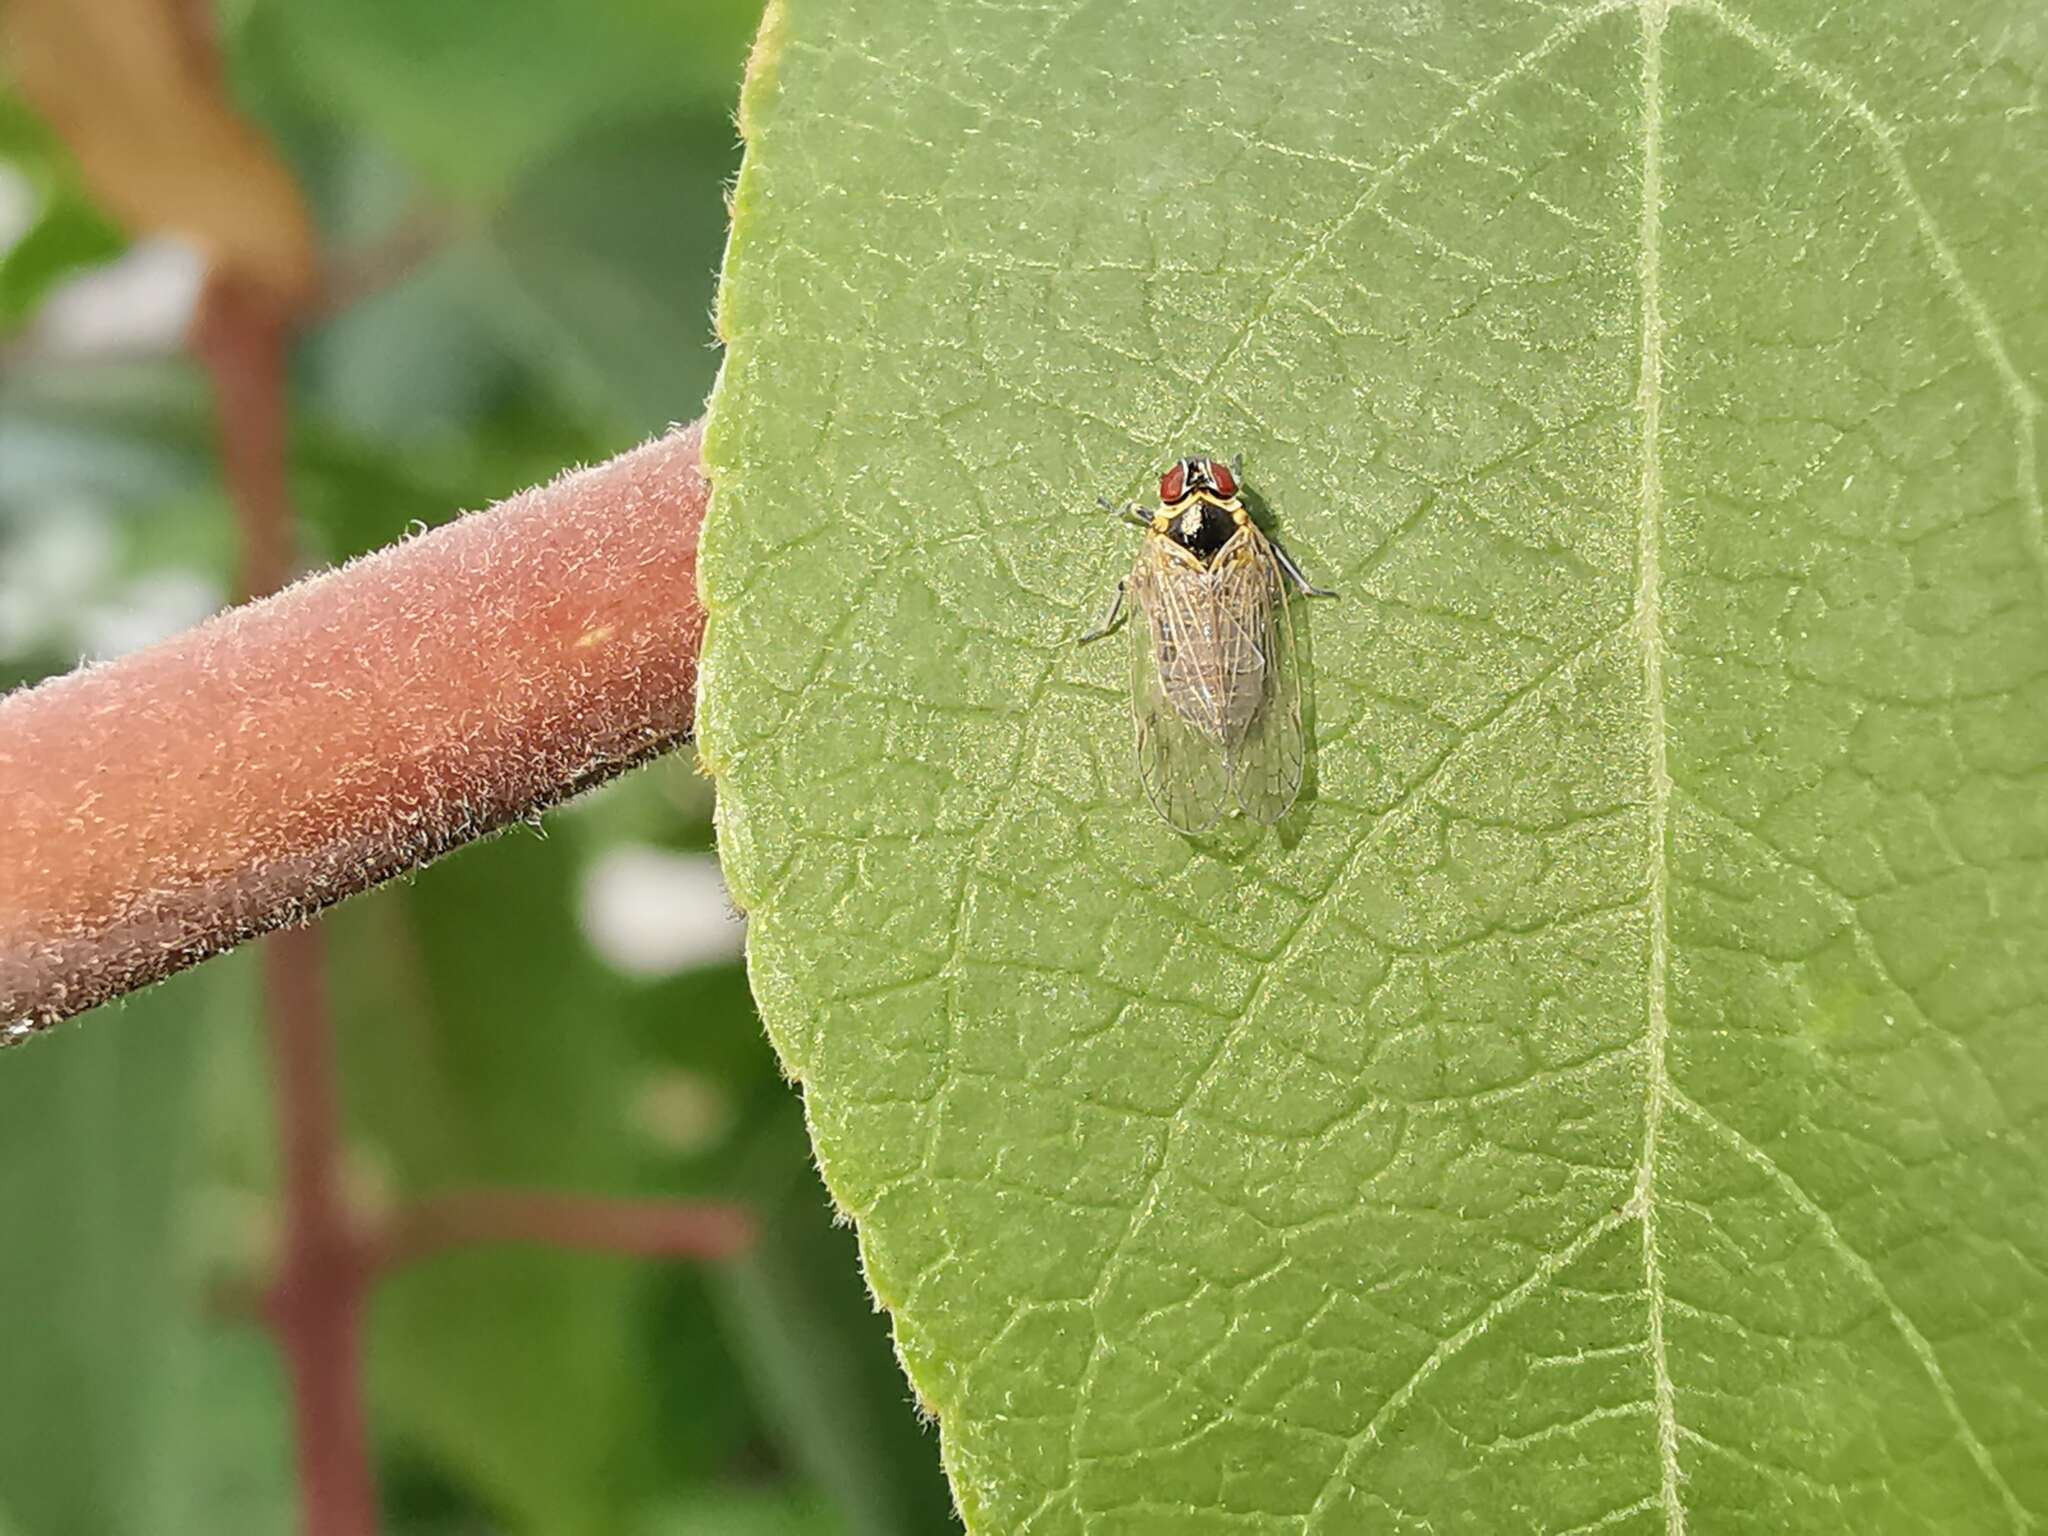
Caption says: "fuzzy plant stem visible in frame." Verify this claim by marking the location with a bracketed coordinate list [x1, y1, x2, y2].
[0, 420, 709, 1041]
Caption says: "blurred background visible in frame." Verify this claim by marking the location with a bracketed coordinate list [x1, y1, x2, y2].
[0, 2, 957, 1532]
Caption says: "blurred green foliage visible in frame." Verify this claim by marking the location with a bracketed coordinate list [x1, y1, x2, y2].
[0, 3, 955, 1531]
[0, 96, 127, 327]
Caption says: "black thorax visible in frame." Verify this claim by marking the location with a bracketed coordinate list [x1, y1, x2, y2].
[1162, 499, 1238, 561]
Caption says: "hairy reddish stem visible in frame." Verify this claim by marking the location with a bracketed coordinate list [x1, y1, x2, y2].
[195, 259, 378, 1536]
[0, 422, 708, 1039]
[6, 15, 739, 1536]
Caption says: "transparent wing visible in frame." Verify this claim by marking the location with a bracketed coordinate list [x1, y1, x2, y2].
[1216, 528, 1304, 824]
[1129, 549, 1231, 834]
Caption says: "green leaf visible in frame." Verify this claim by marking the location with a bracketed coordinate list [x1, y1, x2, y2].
[249, 0, 761, 197]
[331, 829, 654, 1536]
[0, 958, 296, 1536]
[638, 1487, 846, 1536]
[592, 773, 962, 1533]
[699, 2, 2048, 1531]
[485, 110, 739, 433]
[0, 193, 127, 328]
[708, 1104, 960, 1536]
[0, 93, 130, 328]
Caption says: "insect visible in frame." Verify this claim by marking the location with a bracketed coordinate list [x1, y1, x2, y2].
[1080, 454, 1334, 832]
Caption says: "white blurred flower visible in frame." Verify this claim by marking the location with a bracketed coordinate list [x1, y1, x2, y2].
[0, 504, 115, 655]
[578, 845, 745, 978]
[27, 237, 204, 358]
[80, 568, 220, 659]
[0, 505, 222, 663]
[628, 1069, 734, 1157]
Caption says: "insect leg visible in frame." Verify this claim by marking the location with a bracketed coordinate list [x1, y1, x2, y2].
[1078, 580, 1128, 644]
[1269, 537, 1337, 598]
[1097, 496, 1153, 530]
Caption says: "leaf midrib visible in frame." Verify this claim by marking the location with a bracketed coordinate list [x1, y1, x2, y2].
[1627, 2, 1684, 1530]
[1627, 5, 2034, 1532]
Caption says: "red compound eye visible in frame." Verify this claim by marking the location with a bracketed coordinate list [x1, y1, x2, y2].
[1159, 462, 1188, 503]
[1208, 459, 1238, 498]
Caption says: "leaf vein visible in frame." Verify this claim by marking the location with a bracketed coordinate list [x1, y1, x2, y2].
[1684, 0, 2046, 598]
[1627, 6, 1686, 1532]
[1141, 0, 1632, 472]
[1666, 1090, 2034, 1531]
[1299, 1206, 1638, 1530]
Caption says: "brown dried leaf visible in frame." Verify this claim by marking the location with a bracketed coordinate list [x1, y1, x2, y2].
[1, 0, 317, 307]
